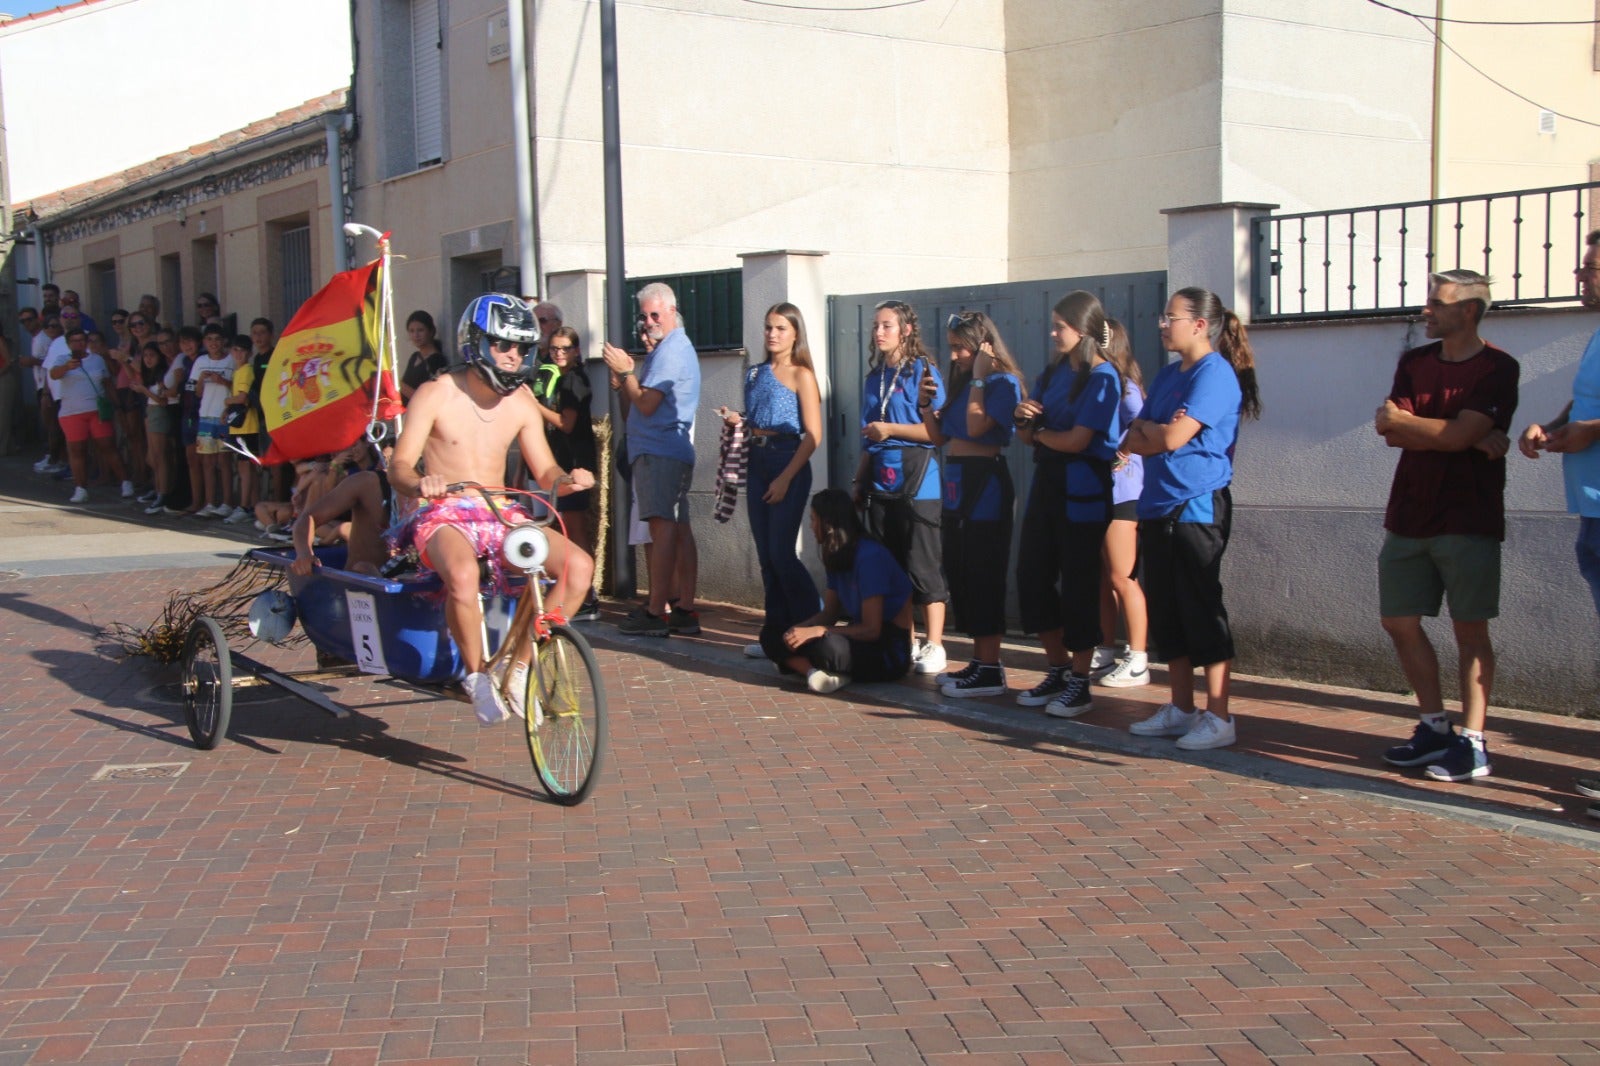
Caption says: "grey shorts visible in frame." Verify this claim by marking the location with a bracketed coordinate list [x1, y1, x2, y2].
[632, 453, 693, 524]
[1378, 533, 1501, 622]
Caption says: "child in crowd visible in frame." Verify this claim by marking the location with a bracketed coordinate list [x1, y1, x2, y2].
[223, 334, 260, 523]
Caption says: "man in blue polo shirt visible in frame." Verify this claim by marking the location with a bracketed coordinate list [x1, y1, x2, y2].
[1519, 228, 1600, 819]
[603, 282, 702, 636]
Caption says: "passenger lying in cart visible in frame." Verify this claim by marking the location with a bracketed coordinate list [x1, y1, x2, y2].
[385, 294, 595, 726]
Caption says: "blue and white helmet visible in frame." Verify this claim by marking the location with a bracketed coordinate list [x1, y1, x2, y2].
[457, 293, 540, 394]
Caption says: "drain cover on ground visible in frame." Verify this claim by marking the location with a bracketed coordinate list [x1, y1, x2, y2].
[92, 762, 189, 782]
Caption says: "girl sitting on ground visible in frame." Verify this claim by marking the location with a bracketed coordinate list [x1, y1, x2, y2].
[760, 488, 915, 694]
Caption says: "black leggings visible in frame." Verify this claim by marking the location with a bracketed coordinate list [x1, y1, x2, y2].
[760, 620, 912, 682]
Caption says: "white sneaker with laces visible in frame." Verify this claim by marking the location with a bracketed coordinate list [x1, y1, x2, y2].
[1098, 654, 1150, 688]
[223, 506, 251, 524]
[1175, 710, 1237, 750]
[69, 486, 89, 504]
[463, 671, 509, 726]
[1129, 702, 1195, 737]
[120, 480, 136, 499]
[912, 642, 947, 676]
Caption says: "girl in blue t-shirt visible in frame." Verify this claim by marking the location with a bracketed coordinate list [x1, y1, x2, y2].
[918, 310, 1025, 698]
[852, 300, 950, 677]
[1122, 286, 1261, 752]
[1012, 291, 1129, 719]
[760, 488, 915, 693]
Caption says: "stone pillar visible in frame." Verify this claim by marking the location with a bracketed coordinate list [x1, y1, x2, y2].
[737, 249, 831, 595]
[737, 249, 828, 480]
[1161, 202, 1277, 322]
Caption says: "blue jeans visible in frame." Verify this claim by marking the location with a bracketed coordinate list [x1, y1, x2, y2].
[746, 442, 820, 631]
[1578, 516, 1600, 621]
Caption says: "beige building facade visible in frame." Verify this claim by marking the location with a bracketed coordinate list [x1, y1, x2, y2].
[22, 93, 346, 335]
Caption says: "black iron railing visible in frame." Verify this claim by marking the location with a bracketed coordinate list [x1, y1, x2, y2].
[1252, 181, 1600, 320]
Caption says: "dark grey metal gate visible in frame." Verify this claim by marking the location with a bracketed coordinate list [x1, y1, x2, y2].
[826, 272, 1168, 492]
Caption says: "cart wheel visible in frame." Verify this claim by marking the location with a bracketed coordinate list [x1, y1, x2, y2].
[182, 616, 234, 749]
[523, 624, 606, 805]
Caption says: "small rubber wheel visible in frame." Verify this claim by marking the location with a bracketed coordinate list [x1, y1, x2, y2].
[182, 616, 234, 749]
[524, 625, 607, 805]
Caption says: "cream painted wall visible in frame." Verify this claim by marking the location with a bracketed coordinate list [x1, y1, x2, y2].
[1436, 0, 1600, 197]
[0, 0, 351, 204]
[1004, 0, 1224, 281]
[1218, 1, 1434, 213]
[355, 0, 1012, 323]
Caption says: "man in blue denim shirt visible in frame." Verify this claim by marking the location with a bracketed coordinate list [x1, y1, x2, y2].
[1519, 229, 1600, 819]
[603, 282, 702, 636]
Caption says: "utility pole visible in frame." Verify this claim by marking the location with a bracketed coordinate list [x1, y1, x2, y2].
[599, 0, 634, 596]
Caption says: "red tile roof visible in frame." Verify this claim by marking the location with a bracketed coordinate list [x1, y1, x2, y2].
[0, 1, 108, 29]
[16, 88, 347, 221]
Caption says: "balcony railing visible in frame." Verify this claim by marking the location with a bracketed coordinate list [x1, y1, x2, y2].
[1252, 181, 1600, 320]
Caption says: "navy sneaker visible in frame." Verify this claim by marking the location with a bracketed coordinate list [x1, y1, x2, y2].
[667, 605, 701, 635]
[1424, 734, 1491, 782]
[1383, 722, 1455, 767]
[618, 606, 670, 637]
[1016, 665, 1072, 707]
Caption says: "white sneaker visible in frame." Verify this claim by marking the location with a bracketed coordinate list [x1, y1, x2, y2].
[1175, 710, 1237, 750]
[33, 456, 51, 473]
[199, 503, 227, 518]
[120, 480, 136, 498]
[1129, 702, 1195, 737]
[743, 642, 766, 659]
[462, 671, 509, 726]
[68, 486, 89, 504]
[912, 642, 947, 676]
[1098, 654, 1150, 688]
[1088, 646, 1119, 678]
[502, 662, 529, 720]
[223, 506, 251, 524]
[806, 669, 850, 694]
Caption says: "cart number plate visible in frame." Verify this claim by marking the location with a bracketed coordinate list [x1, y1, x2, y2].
[345, 591, 389, 675]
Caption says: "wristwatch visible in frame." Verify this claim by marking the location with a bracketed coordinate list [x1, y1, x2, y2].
[971, 379, 986, 389]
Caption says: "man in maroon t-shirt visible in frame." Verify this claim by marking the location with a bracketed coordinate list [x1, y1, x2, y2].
[1373, 269, 1519, 783]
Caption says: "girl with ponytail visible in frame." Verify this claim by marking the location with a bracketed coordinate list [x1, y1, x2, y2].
[1010, 290, 1133, 717]
[917, 310, 1026, 697]
[1122, 286, 1259, 751]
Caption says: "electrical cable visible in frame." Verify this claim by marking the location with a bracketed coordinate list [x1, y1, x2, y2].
[1364, 0, 1599, 26]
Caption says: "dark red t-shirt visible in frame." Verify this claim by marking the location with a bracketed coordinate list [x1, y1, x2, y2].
[1384, 341, 1519, 540]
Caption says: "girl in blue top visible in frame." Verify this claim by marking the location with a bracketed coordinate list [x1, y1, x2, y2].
[852, 300, 950, 676]
[1012, 291, 1130, 719]
[719, 303, 824, 652]
[761, 488, 915, 694]
[1093, 319, 1151, 689]
[917, 310, 1026, 698]
[1122, 286, 1261, 752]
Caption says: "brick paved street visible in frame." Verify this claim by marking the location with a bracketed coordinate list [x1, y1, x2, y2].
[1, 534, 1599, 1065]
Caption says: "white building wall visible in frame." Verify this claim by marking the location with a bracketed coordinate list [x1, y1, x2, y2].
[1218, 0, 1435, 214]
[0, 0, 352, 205]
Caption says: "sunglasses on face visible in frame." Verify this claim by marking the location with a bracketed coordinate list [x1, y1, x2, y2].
[549, 343, 576, 352]
[491, 339, 532, 355]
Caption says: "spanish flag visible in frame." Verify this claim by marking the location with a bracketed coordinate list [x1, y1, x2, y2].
[260, 258, 399, 464]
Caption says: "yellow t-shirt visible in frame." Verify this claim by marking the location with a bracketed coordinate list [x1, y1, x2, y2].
[230, 362, 261, 435]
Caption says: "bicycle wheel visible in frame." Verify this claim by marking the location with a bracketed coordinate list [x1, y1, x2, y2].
[182, 616, 234, 749]
[523, 624, 606, 804]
